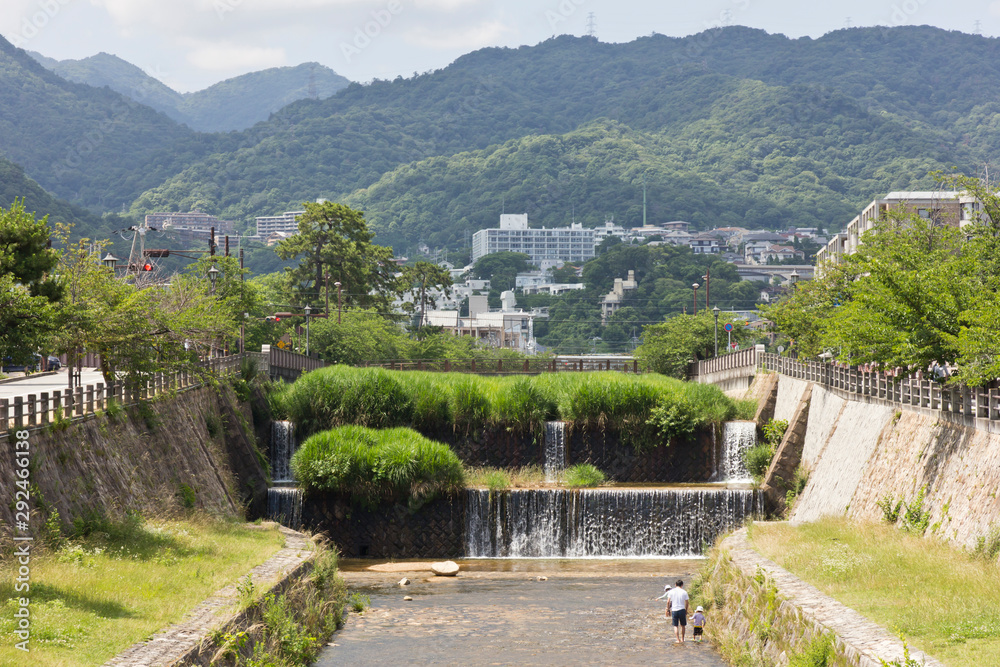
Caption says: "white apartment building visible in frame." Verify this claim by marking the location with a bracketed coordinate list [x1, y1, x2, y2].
[471, 214, 598, 264]
[256, 210, 305, 239]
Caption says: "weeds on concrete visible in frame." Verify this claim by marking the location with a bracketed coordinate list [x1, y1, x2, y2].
[562, 463, 606, 488]
[971, 526, 1000, 562]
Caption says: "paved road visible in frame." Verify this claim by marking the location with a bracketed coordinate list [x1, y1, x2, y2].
[316, 560, 727, 667]
[0, 368, 106, 401]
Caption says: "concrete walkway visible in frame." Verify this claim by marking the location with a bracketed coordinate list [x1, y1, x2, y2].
[104, 525, 314, 667]
[724, 529, 943, 666]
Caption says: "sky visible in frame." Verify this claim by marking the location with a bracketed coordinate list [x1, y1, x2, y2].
[1, 0, 999, 93]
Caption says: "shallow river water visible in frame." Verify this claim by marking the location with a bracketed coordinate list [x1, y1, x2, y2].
[314, 559, 729, 666]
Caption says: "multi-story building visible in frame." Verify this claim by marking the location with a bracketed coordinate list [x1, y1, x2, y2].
[472, 214, 598, 264]
[144, 211, 235, 239]
[816, 191, 988, 269]
[256, 210, 305, 239]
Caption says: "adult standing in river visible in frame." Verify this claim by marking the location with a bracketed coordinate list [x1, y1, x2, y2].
[666, 579, 690, 644]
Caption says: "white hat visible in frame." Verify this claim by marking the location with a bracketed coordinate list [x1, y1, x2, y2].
[664, 584, 672, 591]
[696, 605, 704, 612]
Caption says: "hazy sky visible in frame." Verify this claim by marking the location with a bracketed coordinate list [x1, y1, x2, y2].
[2, 0, 998, 93]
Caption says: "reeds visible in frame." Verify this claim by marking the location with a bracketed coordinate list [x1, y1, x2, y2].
[291, 425, 465, 504]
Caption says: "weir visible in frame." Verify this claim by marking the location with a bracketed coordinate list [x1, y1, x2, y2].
[720, 421, 755, 483]
[267, 420, 303, 526]
[465, 487, 761, 558]
[543, 421, 567, 482]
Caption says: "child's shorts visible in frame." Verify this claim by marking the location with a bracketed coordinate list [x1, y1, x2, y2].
[693, 626, 704, 636]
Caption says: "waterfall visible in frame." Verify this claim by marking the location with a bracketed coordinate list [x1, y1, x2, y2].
[544, 421, 567, 482]
[466, 487, 761, 558]
[267, 487, 303, 528]
[720, 421, 756, 483]
[271, 420, 296, 482]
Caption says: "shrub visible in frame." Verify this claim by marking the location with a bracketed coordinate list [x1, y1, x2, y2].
[972, 526, 1000, 562]
[877, 494, 904, 524]
[788, 633, 834, 667]
[744, 443, 775, 483]
[291, 425, 465, 505]
[348, 592, 371, 613]
[647, 397, 700, 443]
[902, 486, 931, 533]
[762, 418, 789, 447]
[281, 367, 413, 436]
[178, 483, 197, 509]
[562, 463, 605, 488]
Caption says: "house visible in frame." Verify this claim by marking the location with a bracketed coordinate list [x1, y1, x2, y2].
[601, 270, 638, 325]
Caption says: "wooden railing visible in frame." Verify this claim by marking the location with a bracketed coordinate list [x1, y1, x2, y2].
[755, 353, 1000, 421]
[0, 347, 327, 435]
[360, 356, 640, 374]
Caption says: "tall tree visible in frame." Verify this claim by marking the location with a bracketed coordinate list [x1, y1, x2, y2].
[274, 201, 400, 312]
[401, 261, 453, 329]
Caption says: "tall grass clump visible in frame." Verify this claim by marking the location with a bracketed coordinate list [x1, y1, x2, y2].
[280, 366, 413, 436]
[490, 376, 559, 433]
[291, 425, 465, 506]
[562, 373, 659, 429]
[450, 377, 491, 433]
[562, 463, 605, 487]
[393, 372, 452, 432]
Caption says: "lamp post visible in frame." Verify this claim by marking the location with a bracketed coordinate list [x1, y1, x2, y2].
[702, 268, 710, 310]
[334, 281, 342, 324]
[102, 253, 119, 271]
[304, 305, 311, 356]
[207, 264, 220, 295]
[692, 283, 700, 315]
[712, 306, 720, 357]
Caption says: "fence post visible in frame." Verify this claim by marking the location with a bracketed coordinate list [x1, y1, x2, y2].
[27, 395, 37, 427]
[0, 398, 7, 435]
[86, 385, 94, 415]
[74, 388, 84, 417]
[40, 392, 49, 425]
[14, 397, 24, 429]
[63, 390, 73, 419]
[96, 384, 104, 410]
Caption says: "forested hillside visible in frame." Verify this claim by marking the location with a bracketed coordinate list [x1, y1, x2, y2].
[126, 26, 999, 250]
[29, 52, 350, 132]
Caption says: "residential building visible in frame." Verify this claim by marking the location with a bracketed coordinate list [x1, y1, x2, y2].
[471, 214, 597, 264]
[689, 233, 723, 254]
[601, 270, 638, 325]
[256, 210, 305, 239]
[144, 211, 235, 239]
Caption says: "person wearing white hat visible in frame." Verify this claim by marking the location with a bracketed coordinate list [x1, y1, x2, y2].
[692, 605, 707, 642]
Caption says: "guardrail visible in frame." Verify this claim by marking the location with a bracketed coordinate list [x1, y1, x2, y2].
[756, 353, 1000, 421]
[0, 347, 328, 435]
[360, 356, 641, 374]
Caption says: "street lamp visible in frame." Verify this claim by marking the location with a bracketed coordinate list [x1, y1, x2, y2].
[702, 268, 710, 310]
[304, 304, 311, 356]
[207, 264, 220, 295]
[712, 306, 720, 357]
[102, 253, 119, 271]
[334, 281, 342, 324]
[692, 283, 700, 315]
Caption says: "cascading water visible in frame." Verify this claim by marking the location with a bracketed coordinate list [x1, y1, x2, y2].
[267, 487, 303, 528]
[720, 421, 756, 483]
[267, 420, 303, 527]
[271, 420, 296, 482]
[544, 421, 567, 482]
[466, 487, 761, 558]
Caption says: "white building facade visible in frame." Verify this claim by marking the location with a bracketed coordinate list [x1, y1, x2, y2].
[472, 214, 598, 264]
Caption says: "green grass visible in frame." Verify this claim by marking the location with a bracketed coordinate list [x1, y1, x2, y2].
[750, 518, 1000, 666]
[275, 367, 751, 441]
[465, 465, 546, 489]
[0, 516, 286, 666]
[561, 463, 606, 487]
[290, 425, 465, 504]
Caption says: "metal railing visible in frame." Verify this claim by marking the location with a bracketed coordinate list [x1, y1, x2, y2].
[360, 356, 641, 374]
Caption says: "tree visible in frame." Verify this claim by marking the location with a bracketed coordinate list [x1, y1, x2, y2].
[472, 252, 531, 292]
[401, 261, 453, 329]
[0, 200, 61, 364]
[635, 312, 753, 378]
[274, 201, 400, 311]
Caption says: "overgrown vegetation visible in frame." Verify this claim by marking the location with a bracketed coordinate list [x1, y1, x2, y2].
[290, 425, 465, 506]
[751, 517, 1000, 666]
[744, 418, 788, 483]
[465, 466, 545, 489]
[272, 366, 749, 446]
[877, 487, 932, 533]
[561, 463, 605, 488]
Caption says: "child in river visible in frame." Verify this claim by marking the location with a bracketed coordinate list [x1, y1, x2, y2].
[692, 606, 706, 642]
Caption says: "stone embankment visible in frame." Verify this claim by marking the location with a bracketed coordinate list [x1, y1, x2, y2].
[105, 525, 314, 667]
[707, 529, 942, 666]
[750, 372, 1000, 552]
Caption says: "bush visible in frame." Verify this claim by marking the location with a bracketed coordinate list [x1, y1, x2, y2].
[762, 418, 789, 447]
[647, 397, 700, 443]
[291, 425, 465, 505]
[877, 494, 904, 524]
[744, 443, 775, 483]
[562, 463, 605, 488]
[972, 526, 1000, 562]
[280, 367, 413, 436]
[482, 470, 511, 491]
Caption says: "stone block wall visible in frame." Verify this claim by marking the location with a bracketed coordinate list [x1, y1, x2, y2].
[568, 427, 716, 482]
[301, 492, 466, 558]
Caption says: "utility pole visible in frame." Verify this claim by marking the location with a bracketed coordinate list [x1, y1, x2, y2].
[702, 267, 710, 310]
[642, 177, 646, 228]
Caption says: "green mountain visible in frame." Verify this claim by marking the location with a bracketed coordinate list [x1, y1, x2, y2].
[128, 26, 997, 249]
[29, 52, 351, 132]
[0, 35, 221, 211]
